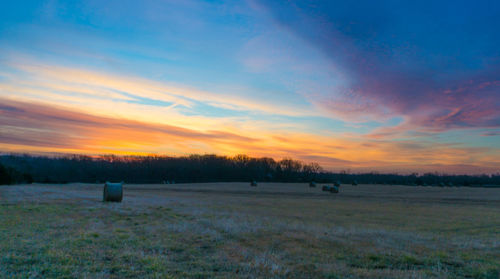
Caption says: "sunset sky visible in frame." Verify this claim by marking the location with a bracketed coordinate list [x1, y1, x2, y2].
[1, 1, 499, 174]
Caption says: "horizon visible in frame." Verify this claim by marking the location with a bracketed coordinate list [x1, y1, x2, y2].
[1, 152, 498, 176]
[1, 1, 500, 174]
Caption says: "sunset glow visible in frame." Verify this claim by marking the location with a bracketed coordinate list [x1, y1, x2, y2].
[1, 1, 499, 173]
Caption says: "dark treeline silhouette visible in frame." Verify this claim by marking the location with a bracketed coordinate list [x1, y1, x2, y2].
[0, 154, 321, 184]
[0, 161, 33, 185]
[0, 154, 499, 187]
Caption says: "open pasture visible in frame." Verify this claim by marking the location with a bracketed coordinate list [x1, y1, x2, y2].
[1, 183, 499, 278]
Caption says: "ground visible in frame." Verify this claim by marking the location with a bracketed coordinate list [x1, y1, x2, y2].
[0, 183, 499, 278]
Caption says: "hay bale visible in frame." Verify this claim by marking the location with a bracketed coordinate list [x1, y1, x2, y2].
[309, 181, 317, 187]
[330, 185, 339, 193]
[103, 182, 123, 202]
[250, 180, 257, 187]
[352, 180, 358, 186]
[322, 185, 330, 191]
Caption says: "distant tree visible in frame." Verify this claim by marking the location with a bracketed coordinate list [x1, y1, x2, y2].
[0, 163, 12, 185]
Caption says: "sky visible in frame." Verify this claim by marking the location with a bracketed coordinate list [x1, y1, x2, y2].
[0, 0, 499, 174]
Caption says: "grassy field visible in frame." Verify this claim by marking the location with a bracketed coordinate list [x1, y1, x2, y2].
[0, 183, 499, 278]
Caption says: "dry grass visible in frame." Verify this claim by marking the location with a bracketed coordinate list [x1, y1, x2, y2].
[0, 183, 499, 278]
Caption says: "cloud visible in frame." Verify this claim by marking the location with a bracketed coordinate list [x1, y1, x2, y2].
[481, 131, 500, 137]
[0, 98, 258, 155]
[1, 98, 498, 173]
[0, 57, 320, 121]
[257, 1, 500, 133]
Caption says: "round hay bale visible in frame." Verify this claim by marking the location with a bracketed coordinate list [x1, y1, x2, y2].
[250, 180, 257, 187]
[330, 185, 339, 193]
[322, 185, 330, 191]
[352, 180, 358, 186]
[309, 181, 317, 187]
[103, 182, 123, 202]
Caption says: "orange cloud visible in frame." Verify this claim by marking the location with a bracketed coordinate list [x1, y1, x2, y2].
[1, 98, 499, 174]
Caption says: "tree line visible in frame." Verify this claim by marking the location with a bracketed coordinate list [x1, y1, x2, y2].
[0, 161, 33, 185]
[0, 154, 499, 187]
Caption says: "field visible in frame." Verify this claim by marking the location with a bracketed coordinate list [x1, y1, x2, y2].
[0, 183, 499, 278]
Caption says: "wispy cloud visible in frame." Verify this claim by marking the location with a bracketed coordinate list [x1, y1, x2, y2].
[0, 98, 258, 155]
[0, 58, 321, 120]
[257, 1, 500, 134]
[481, 131, 500, 137]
